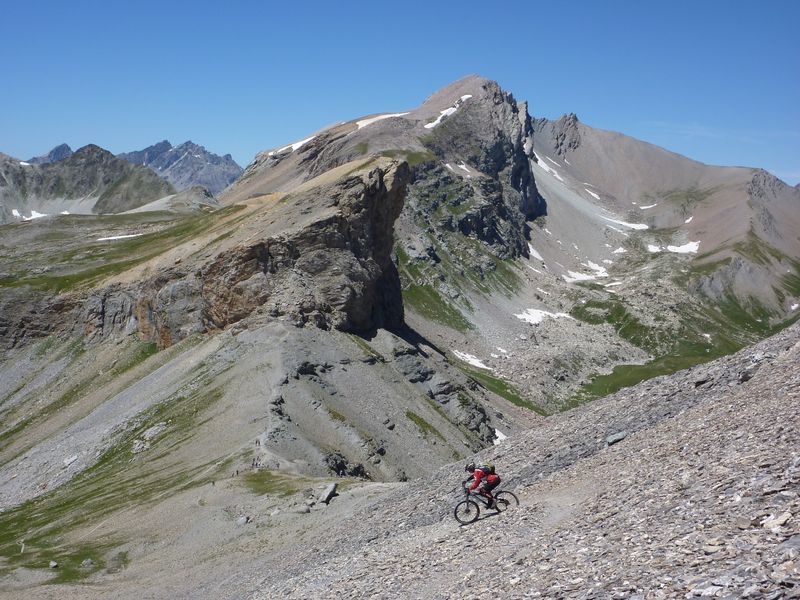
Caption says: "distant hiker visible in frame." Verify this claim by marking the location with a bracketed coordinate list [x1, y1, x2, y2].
[463, 461, 501, 508]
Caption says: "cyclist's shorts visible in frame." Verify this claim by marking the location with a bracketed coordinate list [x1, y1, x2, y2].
[481, 477, 501, 492]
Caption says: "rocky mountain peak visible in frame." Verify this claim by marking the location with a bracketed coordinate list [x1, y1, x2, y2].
[419, 77, 542, 222]
[549, 112, 582, 157]
[68, 143, 115, 162]
[27, 143, 73, 165]
[119, 140, 243, 195]
[748, 168, 791, 199]
[418, 75, 494, 108]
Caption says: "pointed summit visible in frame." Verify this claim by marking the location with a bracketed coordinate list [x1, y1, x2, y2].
[119, 140, 242, 194]
[27, 143, 73, 165]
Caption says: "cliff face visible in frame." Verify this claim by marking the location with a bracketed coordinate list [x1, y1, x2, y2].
[129, 159, 408, 346]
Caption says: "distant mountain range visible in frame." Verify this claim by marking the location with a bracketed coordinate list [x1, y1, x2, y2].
[118, 141, 242, 195]
[23, 140, 243, 196]
[0, 144, 175, 221]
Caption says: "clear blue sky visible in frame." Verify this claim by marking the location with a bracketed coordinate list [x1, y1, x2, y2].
[1, 0, 798, 184]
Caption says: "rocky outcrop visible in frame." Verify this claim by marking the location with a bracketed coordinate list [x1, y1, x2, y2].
[0, 159, 409, 350]
[82, 159, 410, 347]
[533, 112, 582, 157]
[421, 78, 544, 227]
[0, 288, 81, 349]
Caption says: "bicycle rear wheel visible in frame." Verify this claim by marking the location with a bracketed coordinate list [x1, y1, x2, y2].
[494, 490, 519, 512]
[454, 499, 481, 524]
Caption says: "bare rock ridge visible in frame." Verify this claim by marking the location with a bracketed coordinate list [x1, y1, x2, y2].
[536, 112, 581, 157]
[414, 77, 545, 259]
[119, 140, 243, 195]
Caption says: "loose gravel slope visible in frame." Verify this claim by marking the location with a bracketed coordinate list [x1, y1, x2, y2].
[251, 322, 799, 599]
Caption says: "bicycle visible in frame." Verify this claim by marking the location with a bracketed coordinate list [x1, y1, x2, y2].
[453, 486, 519, 524]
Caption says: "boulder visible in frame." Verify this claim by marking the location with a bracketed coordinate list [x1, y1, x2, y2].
[319, 483, 339, 505]
[605, 431, 629, 447]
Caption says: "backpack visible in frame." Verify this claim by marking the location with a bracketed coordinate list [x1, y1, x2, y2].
[478, 462, 495, 475]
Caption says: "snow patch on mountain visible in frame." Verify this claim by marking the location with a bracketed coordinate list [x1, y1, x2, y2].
[545, 156, 561, 167]
[269, 136, 315, 156]
[514, 308, 574, 325]
[646, 241, 701, 254]
[602, 217, 649, 230]
[533, 152, 564, 182]
[666, 241, 700, 254]
[493, 429, 507, 445]
[527, 244, 544, 261]
[356, 113, 409, 130]
[97, 233, 144, 242]
[424, 95, 472, 129]
[563, 271, 598, 283]
[586, 261, 609, 276]
[453, 350, 492, 370]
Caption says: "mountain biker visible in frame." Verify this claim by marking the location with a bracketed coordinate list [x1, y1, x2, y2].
[463, 461, 501, 508]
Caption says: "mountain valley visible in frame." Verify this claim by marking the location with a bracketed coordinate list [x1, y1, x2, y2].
[0, 75, 798, 599]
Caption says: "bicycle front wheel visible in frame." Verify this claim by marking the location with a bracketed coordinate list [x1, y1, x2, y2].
[494, 490, 519, 512]
[454, 499, 481, 524]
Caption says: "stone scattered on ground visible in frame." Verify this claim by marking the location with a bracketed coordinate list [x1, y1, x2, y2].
[247, 323, 800, 599]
